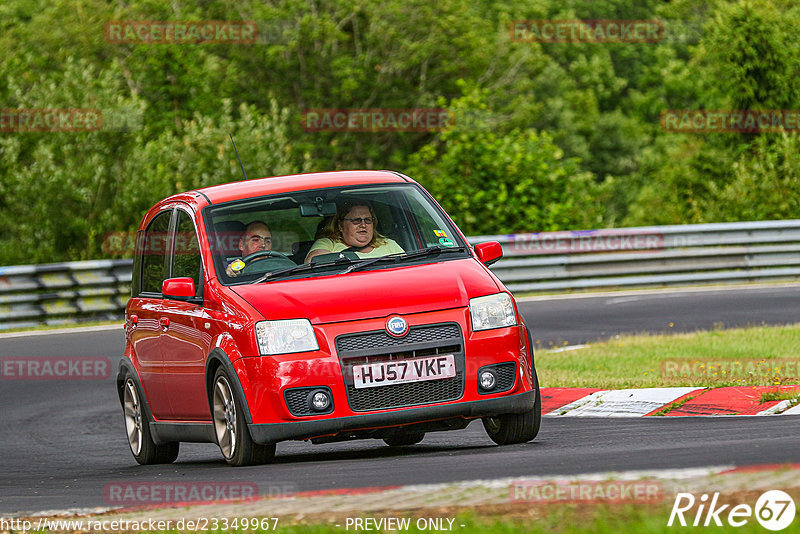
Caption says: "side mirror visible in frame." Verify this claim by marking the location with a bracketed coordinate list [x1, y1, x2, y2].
[162, 277, 196, 300]
[474, 241, 503, 266]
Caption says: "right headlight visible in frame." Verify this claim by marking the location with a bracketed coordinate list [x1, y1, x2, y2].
[255, 319, 319, 355]
[470, 293, 517, 331]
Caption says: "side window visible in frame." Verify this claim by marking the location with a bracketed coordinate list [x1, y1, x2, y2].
[172, 210, 202, 296]
[130, 231, 144, 297]
[140, 210, 172, 294]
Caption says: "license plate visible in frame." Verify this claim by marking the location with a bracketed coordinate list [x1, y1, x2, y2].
[352, 354, 456, 389]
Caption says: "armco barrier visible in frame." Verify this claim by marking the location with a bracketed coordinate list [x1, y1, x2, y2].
[1, 220, 799, 330]
[467, 219, 800, 293]
[0, 260, 132, 330]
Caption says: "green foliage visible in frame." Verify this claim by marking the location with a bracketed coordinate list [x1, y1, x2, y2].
[705, 133, 800, 221]
[406, 90, 602, 235]
[2, 0, 800, 265]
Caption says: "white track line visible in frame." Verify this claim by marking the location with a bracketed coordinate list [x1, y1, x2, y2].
[517, 282, 800, 302]
[0, 324, 122, 339]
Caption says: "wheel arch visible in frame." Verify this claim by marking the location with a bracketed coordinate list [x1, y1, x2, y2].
[116, 358, 153, 426]
[205, 348, 254, 425]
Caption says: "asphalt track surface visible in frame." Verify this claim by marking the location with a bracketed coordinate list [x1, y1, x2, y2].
[2, 284, 800, 514]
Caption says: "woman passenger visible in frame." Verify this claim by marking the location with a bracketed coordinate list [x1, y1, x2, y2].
[305, 200, 404, 262]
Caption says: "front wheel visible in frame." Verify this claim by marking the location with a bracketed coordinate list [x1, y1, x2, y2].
[212, 368, 275, 466]
[122, 375, 179, 464]
[482, 372, 541, 445]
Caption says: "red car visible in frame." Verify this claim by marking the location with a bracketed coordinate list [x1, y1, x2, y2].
[117, 170, 540, 466]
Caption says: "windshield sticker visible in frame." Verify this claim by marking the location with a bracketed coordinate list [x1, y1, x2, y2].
[434, 229, 448, 237]
[230, 259, 246, 272]
[439, 237, 455, 247]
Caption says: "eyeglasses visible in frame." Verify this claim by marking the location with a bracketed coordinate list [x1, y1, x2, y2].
[342, 217, 374, 226]
[246, 235, 272, 245]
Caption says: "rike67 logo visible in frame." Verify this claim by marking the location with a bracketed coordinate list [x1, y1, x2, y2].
[668, 490, 796, 531]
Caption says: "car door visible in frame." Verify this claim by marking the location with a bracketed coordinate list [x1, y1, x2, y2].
[127, 209, 173, 420]
[159, 207, 213, 421]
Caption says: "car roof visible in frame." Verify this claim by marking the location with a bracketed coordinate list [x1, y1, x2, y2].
[189, 170, 411, 205]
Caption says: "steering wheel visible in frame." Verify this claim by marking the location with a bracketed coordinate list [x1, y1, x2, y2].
[241, 250, 291, 264]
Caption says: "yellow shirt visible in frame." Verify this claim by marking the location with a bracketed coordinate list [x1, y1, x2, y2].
[306, 238, 405, 260]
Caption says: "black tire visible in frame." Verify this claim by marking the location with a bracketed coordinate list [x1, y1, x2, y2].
[122, 375, 179, 464]
[212, 368, 276, 466]
[383, 431, 425, 447]
[482, 371, 541, 445]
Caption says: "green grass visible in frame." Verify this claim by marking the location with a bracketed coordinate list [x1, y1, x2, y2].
[536, 323, 800, 389]
[760, 389, 800, 402]
[650, 394, 700, 416]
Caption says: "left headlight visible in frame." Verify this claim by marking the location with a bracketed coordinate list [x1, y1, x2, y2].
[470, 293, 517, 331]
[255, 319, 319, 355]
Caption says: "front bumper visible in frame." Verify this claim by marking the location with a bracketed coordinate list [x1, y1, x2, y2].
[248, 388, 536, 443]
[238, 309, 535, 425]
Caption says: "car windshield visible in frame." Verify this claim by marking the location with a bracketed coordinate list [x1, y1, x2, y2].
[204, 183, 470, 284]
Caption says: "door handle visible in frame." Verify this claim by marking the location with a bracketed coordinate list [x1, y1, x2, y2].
[159, 316, 170, 329]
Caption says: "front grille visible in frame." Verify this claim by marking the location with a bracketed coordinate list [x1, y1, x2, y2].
[346, 373, 464, 411]
[336, 322, 465, 412]
[336, 324, 461, 355]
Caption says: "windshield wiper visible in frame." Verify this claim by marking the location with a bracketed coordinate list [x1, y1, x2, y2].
[253, 246, 468, 281]
[253, 256, 356, 283]
[399, 245, 466, 261]
[338, 253, 404, 274]
[339, 245, 468, 274]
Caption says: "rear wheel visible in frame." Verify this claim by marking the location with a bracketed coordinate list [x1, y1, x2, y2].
[383, 431, 425, 447]
[122, 375, 179, 464]
[212, 368, 275, 466]
[482, 372, 541, 445]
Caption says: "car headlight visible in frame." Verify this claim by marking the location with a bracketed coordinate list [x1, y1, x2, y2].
[255, 319, 319, 355]
[470, 293, 517, 331]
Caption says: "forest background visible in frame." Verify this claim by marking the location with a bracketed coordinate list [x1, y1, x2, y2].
[1, 0, 798, 264]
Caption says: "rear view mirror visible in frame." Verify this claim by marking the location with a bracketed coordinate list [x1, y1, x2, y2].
[474, 241, 503, 266]
[162, 277, 196, 300]
[299, 197, 337, 217]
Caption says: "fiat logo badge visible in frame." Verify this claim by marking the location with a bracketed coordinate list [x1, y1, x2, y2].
[386, 316, 409, 337]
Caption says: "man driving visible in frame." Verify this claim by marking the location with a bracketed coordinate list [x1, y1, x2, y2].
[225, 221, 272, 277]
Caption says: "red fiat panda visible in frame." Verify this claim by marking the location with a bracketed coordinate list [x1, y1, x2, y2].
[117, 170, 540, 466]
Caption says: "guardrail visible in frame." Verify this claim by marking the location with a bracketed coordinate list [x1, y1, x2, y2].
[2, 220, 799, 330]
[468, 219, 800, 293]
[0, 260, 132, 330]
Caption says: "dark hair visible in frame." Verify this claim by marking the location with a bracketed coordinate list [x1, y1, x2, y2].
[318, 199, 386, 247]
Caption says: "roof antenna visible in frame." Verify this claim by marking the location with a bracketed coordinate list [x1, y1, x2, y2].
[229, 133, 248, 180]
